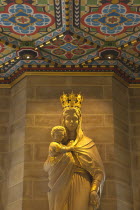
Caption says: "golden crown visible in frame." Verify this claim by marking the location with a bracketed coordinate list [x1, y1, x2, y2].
[60, 92, 83, 109]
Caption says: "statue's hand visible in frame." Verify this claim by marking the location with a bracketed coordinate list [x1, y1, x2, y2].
[89, 190, 100, 209]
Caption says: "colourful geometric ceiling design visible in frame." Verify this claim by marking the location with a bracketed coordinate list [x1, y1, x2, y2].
[0, 0, 140, 85]
[0, 42, 14, 58]
[40, 33, 100, 64]
[81, 4, 140, 36]
[80, 2, 140, 41]
[0, 4, 55, 35]
[0, 0, 59, 41]
[123, 41, 140, 59]
[43, 35, 97, 60]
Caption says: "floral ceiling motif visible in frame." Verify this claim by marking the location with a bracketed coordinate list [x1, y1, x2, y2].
[0, 0, 140, 85]
[43, 34, 98, 60]
[79, 0, 140, 41]
[81, 4, 140, 35]
[0, 4, 55, 35]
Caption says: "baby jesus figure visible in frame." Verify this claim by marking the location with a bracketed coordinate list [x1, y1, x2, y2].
[48, 125, 74, 161]
[44, 125, 103, 210]
[44, 125, 75, 204]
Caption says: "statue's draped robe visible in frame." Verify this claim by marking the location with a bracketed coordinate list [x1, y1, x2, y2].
[44, 136, 105, 210]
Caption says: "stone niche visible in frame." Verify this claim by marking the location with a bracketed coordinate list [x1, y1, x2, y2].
[0, 75, 139, 210]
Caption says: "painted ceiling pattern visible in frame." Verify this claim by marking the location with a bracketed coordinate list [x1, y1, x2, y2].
[0, 0, 140, 85]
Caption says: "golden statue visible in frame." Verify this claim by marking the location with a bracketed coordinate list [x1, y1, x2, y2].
[44, 93, 105, 210]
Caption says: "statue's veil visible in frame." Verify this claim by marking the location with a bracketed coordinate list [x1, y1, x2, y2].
[61, 107, 105, 198]
[61, 107, 83, 145]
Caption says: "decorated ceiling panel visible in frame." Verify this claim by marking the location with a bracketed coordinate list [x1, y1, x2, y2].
[40, 32, 100, 64]
[0, 42, 15, 58]
[79, 0, 140, 41]
[0, 0, 60, 41]
[0, 0, 140, 86]
[122, 41, 140, 58]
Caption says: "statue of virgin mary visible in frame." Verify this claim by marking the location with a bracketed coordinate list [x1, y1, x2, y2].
[44, 93, 105, 210]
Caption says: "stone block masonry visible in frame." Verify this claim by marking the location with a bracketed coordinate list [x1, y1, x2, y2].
[0, 89, 10, 210]
[0, 75, 139, 210]
[129, 88, 140, 210]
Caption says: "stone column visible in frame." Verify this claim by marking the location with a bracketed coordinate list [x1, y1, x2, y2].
[129, 88, 140, 210]
[6, 79, 27, 210]
[111, 78, 133, 210]
[0, 89, 10, 210]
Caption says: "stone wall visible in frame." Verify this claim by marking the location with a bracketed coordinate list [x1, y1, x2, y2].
[129, 88, 140, 210]
[0, 89, 10, 210]
[1, 75, 139, 210]
[24, 75, 114, 210]
[112, 78, 133, 210]
[6, 79, 27, 210]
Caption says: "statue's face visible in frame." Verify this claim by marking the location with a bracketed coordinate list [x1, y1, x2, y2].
[53, 130, 65, 143]
[64, 110, 79, 132]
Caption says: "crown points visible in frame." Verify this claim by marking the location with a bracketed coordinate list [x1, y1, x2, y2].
[60, 93, 83, 109]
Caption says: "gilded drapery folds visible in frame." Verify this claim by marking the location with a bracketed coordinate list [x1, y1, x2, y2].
[44, 93, 105, 210]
